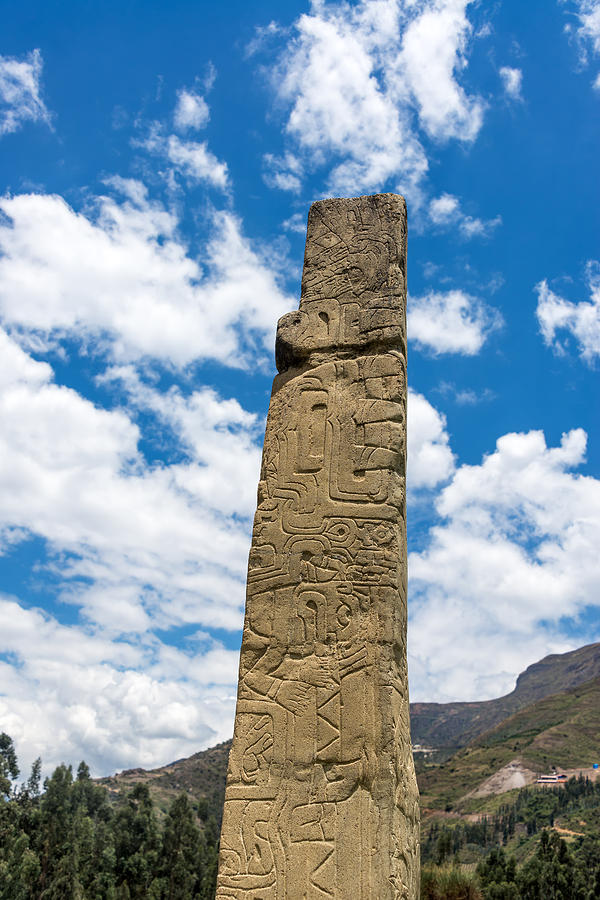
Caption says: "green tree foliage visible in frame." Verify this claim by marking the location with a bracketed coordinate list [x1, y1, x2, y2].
[475, 828, 600, 899]
[0, 732, 19, 799]
[423, 776, 600, 867]
[156, 793, 204, 899]
[476, 848, 519, 899]
[423, 777, 600, 899]
[113, 783, 161, 897]
[3, 733, 600, 900]
[0, 738, 221, 899]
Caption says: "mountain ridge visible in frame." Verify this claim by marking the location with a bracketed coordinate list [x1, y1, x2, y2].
[417, 672, 600, 810]
[97, 642, 600, 815]
[410, 641, 600, 751]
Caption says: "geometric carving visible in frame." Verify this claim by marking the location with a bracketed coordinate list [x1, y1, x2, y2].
[217, 194, 420, 898]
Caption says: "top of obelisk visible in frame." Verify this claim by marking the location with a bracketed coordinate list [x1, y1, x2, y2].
[275, 194, 407, 373]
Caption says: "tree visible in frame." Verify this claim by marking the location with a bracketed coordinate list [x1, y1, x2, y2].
[199, 813, 220, 900]
[159, 793, 204, 899]
[0, 832, 41, 900]
[517, 830, 583, 900]
[113, 783, 160, 898]
[0, 733, 19, 799]
[477, 848, 519, 900]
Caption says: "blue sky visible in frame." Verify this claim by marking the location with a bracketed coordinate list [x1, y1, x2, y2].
[0, 0, 598, 777]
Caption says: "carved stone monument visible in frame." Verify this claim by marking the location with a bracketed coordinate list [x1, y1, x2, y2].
[216, 194, 420, 899]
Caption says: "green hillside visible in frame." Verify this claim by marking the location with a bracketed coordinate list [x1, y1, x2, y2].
[97, 739, 231, 823]
[418, 675, 600, 811]
[410, 641, 600, 752]
[3, 641, 596, 898]
[96, 644, 600, 821]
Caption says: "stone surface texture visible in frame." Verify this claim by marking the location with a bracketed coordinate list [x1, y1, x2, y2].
[216, 194, 420, 899]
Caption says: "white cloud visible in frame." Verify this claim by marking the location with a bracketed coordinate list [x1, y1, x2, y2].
[142, 125, 229, 188]
[429, 192, 460, 221]
[565, 0, 600, 86]
[499, 65, 523, 100]
[0, 595, 238, 777]
[262, 152, 303, 193]
[407, 389, 455, 490]
[173, 88, 210, 130]
[266, 0, 485, 198]
[165, 134, 229, 187]
[408, 289, 502, 355]
[458, 215, 502, 239]
[438, 381, 496, 405]
[142, 90, 225, 186]
[282, 211, 307, 233]
[0, 102, 295, 771]
[536, 263, 600, 362]
[277, 5, 427, 197]
[0, 49, 50, 137]
[0, 326, 263, 633]
[409, 427, 600, 701]
[246, 21, 283, 57]
[0, 183, 294, 368]
[0, 327, 263, 773]
[398, 0, 485, 141]
[429, 192, 502, 239]
[99, 364, 262, 519]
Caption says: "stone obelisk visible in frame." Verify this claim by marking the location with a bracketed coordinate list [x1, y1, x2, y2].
[216, 194, 420, 899]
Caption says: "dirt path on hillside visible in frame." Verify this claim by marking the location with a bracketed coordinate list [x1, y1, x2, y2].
[553, 826, 586, 837]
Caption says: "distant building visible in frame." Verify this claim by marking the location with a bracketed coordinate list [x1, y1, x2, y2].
[412, 744, 435, 756]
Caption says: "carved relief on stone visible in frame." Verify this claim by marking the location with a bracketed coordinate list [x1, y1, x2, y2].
[217, 195, 420, 899]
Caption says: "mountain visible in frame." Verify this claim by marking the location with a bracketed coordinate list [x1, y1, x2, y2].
[410, 641, 600, 751]
[97, 642, 600, 816]
[417, 674, 600, 810]
[97, 738, 231, 822]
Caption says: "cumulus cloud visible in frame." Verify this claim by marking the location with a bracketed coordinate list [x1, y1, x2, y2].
[265, 0, 485, 197]
[282, 211, 307, 233]
[429, 192, 502, 238]
[0, 595, 239, 777]
[0, 49, 50, 137]
[407, 390, 455, 490]
[173, 88, 210, 130]
[499, 65, 523, 100]
[99, 364, 262, 519]
[164, 134, 229, 187]
[0, 327, 261, 628]
[0, 327, 263, 773]
[0, 181, 294, 368]
[0, 103, 296, 771]
[139, 90, 226, 187]
[429, 193, 460, 222]
[398, 0, 485, 141]
[409, 427, 600, 701]
[408, 289, 502, 355]
[536, 263, 600, 362]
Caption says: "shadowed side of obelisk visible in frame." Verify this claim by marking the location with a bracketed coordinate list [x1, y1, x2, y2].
[216, 194, 420, 899]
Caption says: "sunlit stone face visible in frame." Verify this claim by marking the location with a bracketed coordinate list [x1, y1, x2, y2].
[217, 194, 419, 900]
